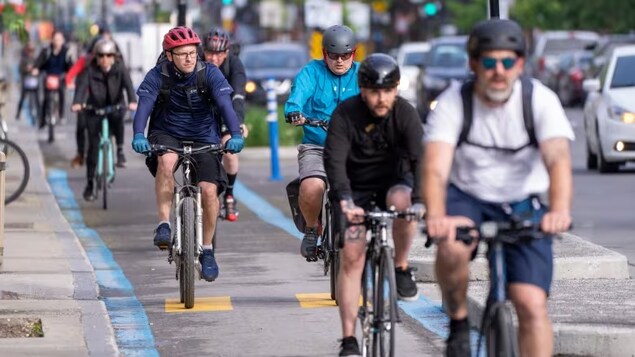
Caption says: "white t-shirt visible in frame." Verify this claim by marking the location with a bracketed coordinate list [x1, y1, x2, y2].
[425, 78, 574, 202]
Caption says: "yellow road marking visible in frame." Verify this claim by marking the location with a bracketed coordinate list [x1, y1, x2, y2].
[296, 293, 365, 308]
[165, 296, 232, 313]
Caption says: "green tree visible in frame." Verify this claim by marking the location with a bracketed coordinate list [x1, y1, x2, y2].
[444, 0, 487, 34]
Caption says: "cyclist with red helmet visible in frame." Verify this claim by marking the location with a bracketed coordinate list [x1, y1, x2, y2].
[131, 26, 244, 282]
[203, 27, 247, 222]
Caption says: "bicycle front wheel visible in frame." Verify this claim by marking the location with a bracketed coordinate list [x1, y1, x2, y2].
[101, 144, 109, 210]
[180, 197, 196, 309]
[373, 247, 398, 357]
[486, 302, 519, 357]
[0, 138, 30, 205]
[359, 262, 372, 357]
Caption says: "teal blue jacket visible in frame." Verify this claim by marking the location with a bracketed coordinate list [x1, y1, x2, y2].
[284, 60, 360, 146]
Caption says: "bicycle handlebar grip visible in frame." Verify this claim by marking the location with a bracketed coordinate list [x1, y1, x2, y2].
[286, 111, 302, 123]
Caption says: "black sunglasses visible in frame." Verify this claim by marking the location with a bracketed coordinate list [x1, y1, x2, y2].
[97, 53, 115, 58]
[326, 52, 353, 61]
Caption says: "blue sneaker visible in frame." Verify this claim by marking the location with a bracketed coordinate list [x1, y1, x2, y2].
[199, 249, 219, 282]
[153, 223, 171, 249]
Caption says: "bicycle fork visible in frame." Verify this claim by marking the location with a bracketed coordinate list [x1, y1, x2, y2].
[96, 118, 115, 183]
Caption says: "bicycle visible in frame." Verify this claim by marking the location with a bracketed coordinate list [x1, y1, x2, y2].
[43, 74, 61, 143]
[424, 218, 551, 357]
[284, 118, 340, 300]
[148, 142, 224, 309]
[0, 137, 30, 205]
[347, 207, 418, 357]
[20, 74, 40, 126]
[83, 105, 122, 210]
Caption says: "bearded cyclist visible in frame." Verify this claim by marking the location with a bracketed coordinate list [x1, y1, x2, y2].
[203, 27, 248, 222]
[284, 24, 360, 260]
[131, 26, 244, 282]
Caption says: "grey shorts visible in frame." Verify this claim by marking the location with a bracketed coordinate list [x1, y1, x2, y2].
[298, 144, 325, 181]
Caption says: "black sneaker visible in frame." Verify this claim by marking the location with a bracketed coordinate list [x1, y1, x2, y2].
[445, 329, 471, 357]
[116, 151, 127, 168]
[153, 223, 171, 249]
[395, 266, 419, 301]
[300, 227, 319, 260]
[339, 336, 361, 357]
[83, 182, 95, 201]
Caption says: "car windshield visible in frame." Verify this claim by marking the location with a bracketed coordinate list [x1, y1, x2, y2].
[610, 55, 635, 88]
[403, 51, 427, 66]
[543, 38, 597, 56]
[427, 44, 467, 68]
[243, 49, 305, 70]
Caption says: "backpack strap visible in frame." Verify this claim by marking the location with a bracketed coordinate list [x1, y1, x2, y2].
[157, 61, 171, 105]
[520, 75, 537, 147]
[458, 80, 475, 147]
[195, 61, 213, 106]
[459, 76, 537, 148]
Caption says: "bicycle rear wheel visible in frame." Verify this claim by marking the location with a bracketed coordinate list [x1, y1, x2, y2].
[373, 247, 397, 357]
[101, 144, 109, 210]
[180, 197, 196, 309]
[0, 138, 30, 205]
[47, 93, 57, 143]
[486, 302, 519, 357]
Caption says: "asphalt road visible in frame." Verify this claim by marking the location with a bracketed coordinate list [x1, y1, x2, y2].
[38, 106, 634, 355]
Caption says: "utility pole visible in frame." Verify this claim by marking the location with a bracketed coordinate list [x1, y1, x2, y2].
[488, 0, 509, 19]
[101, 0, 108, 26]
[177, 0, 187, 26]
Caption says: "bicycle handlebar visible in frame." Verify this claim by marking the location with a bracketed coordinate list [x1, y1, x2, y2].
[364, 210, 419, 221]
[148, 143, 225, 155]
[82, 104, 123, 116]
[423, 220, 551, 248]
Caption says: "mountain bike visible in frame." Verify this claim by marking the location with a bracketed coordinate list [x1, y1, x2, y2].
[424, 218, 551, 357]
[0, 138, 30, 205]
[83, 105, 121, 210]
[284, 118, 340, 300]
[149, 142, 224, 309]
[353, 207, 418, 357]
[43, 74, 61, 143]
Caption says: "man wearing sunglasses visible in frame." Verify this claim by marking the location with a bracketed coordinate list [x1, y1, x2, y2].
[423, 19, 574, 356]
[284, 24, 360, 261]
[71, 39, 137, 201]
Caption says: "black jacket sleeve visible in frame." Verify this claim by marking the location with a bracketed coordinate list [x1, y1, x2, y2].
[228, 55, 247, 123]
[398, 100, 424, 204]
[121, 65, 137, 104]
[324, 104, 352, 201]
[72, 67, 90, 105]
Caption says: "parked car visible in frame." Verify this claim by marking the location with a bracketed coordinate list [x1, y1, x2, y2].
[415, 36, 470, 122]
[583, 45, 635, 173]
[529, 30, 599, 90]
[587, 33, 635, 78]
[554, 50, 594, 107]
[240, 42, 309, 104]
[394, 42, 430, 108]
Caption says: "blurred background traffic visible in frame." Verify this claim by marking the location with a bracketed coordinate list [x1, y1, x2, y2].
[1, 0, 635, 170]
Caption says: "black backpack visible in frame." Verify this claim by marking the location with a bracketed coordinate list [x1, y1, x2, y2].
[458, 75, 537, 151]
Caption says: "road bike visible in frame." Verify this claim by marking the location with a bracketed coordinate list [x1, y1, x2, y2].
[83, 105, 121, 210]
[149, 142, 224, 309]
[353, 207, 418, 357]
[43, 74, 62, 143]
[284, 118, 340, 300]
[425, 217, 551, 357]
[0, 138, 30, 205]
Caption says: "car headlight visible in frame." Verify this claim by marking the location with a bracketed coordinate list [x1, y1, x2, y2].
[245, 81, 257, 94]
[398, 77, 410, 92]
[608, 105, 635, 124]
[422, 75, 448, 90]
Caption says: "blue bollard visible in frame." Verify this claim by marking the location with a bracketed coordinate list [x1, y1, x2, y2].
[266, 79, 282, 181]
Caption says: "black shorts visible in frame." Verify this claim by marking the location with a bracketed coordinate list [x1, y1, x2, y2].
[146, 131, 228, 193]
[446, 184, 554, 294]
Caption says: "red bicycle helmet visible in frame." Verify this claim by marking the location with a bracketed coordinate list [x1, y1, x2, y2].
[163, 26, 201, 51]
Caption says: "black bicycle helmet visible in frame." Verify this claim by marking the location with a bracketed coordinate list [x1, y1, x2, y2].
[322, 25, 356, 54]
[204, 27, 231, 52]
[467, 19, 526, 58]
[358, 53, 400, 89]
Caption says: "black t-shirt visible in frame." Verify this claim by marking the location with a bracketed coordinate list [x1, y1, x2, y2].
[324, 95, 424, 204]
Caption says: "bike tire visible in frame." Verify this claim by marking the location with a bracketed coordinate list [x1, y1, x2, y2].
[181, 197, 196, 309]
[486, 303, 519, 357]
[373, 247, 397, 357]
[359, 262, 372, 357]
[27, 91, 39, 127]
[101, 144, 109, 210]
[47, 94, 57, 143]
[1, 138, 30, 205]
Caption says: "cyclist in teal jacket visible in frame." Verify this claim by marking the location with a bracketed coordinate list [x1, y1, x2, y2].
[284, 24, 360, 260]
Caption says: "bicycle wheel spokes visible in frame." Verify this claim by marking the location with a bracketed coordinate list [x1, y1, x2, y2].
[1, 139, 30, 205]
[374, 248, 397, 357]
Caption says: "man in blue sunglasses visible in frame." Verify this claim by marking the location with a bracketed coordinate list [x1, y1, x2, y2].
[423, 19, 574, 357]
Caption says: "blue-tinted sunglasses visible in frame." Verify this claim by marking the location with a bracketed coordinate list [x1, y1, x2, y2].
[481, 56, 517, 70]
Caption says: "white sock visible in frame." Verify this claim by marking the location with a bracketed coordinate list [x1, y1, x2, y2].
[203, 244, 213, 251]
[159, 220, 170, 228]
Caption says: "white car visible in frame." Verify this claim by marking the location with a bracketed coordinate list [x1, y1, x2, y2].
[395, 42, 430, 108]
[583, 45, 635, 172]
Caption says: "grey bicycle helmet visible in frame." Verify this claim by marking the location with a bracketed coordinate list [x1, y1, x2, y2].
[322, 25, 356, 54]
[467, 19, 526, 58]
[204, 27, 231, 52]
[358, 53, 400, 89]
[93, 39, 117, 56]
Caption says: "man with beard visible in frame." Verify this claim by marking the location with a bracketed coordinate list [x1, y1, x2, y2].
[323, 53, 424, 356]
[423, 19, 574, 356]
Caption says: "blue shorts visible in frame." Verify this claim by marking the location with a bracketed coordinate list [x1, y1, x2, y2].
[446, 184, 553, 294]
